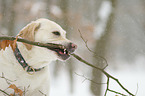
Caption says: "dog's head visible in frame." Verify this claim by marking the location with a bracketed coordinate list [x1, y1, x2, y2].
[18, 18, 77, 61]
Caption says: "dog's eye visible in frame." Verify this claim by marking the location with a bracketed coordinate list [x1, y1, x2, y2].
[52, 31, 60, 36]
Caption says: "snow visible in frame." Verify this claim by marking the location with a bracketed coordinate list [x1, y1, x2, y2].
[50, 68, 93, 96]
[50, 56, 145, 96]
[102, 69, 145, 96]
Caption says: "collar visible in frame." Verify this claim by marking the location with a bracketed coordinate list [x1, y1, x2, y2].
[14, 45, 44, 73]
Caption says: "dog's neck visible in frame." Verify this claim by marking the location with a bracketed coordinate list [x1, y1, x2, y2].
[16, 42, 57, 69]
[14, 45, 44, 72]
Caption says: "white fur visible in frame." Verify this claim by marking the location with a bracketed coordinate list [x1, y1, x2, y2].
[0, 18, 73, 96]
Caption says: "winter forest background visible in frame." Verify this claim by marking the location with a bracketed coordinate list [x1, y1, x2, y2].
[0, 0, 145, 96]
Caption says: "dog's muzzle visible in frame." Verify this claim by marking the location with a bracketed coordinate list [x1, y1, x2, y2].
[66, 43, 77, 53]
[49, 42, 77, 60]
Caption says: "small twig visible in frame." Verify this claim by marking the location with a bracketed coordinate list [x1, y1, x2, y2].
[108, 89, 127, 96]
[39, 90, 47, 96]
[23, 85, 30, 96]
[74, 72, 106, 85]
[0, 89, 10, 96]
[104, 77, 109, 96]
[0, 73, 16, 85]
[78, 29, 108, 69]
[135, 83, 138, 96]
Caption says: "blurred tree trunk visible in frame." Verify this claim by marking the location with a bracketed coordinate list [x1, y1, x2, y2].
[1, 0, 7, 28]
[8, 0, 17, 36]
[90, 0, 116, 95]
[1, 0, 7, 35]
[0, 0, 17, 36]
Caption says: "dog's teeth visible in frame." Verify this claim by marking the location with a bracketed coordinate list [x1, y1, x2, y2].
[64, 49, 66, 54]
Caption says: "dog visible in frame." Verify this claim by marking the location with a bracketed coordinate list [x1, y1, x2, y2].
[0, 18, 77, 96]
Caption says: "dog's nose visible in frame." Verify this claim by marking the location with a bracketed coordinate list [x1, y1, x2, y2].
[70, 43, 77, 49]
[67, 43, 77, 53]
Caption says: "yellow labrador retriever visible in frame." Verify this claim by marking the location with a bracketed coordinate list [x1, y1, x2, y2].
[0, 18, 77, 96]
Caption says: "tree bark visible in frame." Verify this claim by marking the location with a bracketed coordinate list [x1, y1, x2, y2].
[0, 0, 17, 36]
[90, 0, 116, 95]
[8, 0, 17, 36]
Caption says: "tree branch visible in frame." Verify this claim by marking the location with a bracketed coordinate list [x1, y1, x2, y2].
[0, 36, 135, 96]
[71, 53, 135, 96]
[104, 77, 109, 96]
[0, 36, 65, 50]
[108, 89, 127, 96]
[0, 89, 11, 96]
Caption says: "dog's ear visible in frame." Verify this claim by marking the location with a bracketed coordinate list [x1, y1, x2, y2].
[18, 22, 40, 50]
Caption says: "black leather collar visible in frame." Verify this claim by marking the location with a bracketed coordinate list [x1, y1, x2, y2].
[14, 45, 44, 73]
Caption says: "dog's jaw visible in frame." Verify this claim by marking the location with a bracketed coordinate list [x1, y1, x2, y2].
[49, 47, 70, 60]
[48, 43, 77, 60]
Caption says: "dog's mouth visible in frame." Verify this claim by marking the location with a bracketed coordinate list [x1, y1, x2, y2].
[47, 43, 77, 60]
[49, 47, 70, 60]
